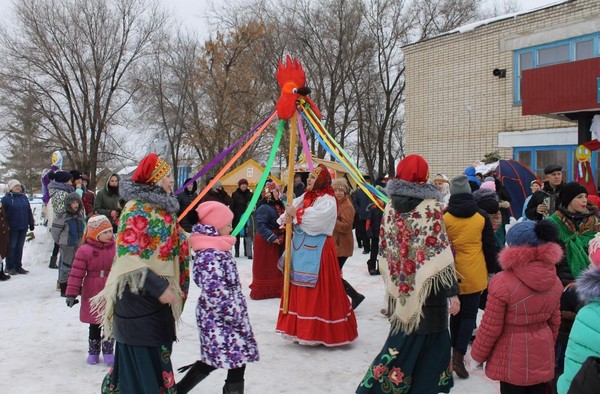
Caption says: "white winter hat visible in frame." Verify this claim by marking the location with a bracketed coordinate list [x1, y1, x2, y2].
[7, 179, 21, 192]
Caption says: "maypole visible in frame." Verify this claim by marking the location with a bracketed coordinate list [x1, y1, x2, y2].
[282, 114, 298, 313]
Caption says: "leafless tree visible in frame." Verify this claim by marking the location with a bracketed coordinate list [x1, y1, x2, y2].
[0, 0, 168, 186]
[136, 30, 201, 184]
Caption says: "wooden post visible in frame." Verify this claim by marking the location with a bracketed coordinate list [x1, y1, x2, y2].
[282, 113, 298, 314]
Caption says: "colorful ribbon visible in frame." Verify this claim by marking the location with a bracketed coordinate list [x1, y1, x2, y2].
[232, 120, 285, 236]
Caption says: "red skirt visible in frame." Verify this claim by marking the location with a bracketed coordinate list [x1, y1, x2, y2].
[276, 236, 358, 346]
[249, 232, 284, 300]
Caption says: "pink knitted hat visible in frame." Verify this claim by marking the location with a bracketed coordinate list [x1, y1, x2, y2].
[479, 180, 496, 191]
[196, 201, 233, 230]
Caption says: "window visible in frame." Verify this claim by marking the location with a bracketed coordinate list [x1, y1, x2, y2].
[517, 151, 531, 169]
[537, 44, 570, 66]
[536, 149, 568, 180]
[575, 39, 594, 60]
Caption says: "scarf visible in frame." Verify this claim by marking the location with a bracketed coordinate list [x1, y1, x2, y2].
[380, 183, 455, 335]
[548, 208, 600, 279]
[189, 224, 236, 252]
[298, 164, 335, 223]
[91, 181, 190, 338]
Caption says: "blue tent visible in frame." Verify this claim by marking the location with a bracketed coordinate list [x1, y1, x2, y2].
[495, 159, 537, 220]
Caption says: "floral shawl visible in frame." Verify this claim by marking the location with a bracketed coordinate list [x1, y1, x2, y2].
[380, 179, 456, 335]
[92, 179, 190, 337]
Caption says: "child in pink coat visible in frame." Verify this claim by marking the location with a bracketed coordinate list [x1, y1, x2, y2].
[471, 220, 563, 394]
[65, 215, 116, 365]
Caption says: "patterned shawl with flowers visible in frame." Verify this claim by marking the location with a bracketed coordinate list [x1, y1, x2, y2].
[380, 178, 456, 335]
[91, 179, 190, 338]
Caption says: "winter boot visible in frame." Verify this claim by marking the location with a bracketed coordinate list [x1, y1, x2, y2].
[87, 339, 101, 364]
[49, 255, 58, 269]
[452, 350, 469, 379]
[223, 380, 244, 394]
[102, 338, 115, 366]
[0, 270, 10, 281]
[176, 360, 215, 394]
[342, 279, 365, 310]
[59, 282, 67, 297]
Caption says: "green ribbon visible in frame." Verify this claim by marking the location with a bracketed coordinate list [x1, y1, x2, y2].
[232, 120, 285, 236]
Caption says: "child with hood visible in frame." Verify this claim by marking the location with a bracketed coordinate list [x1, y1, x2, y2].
[51, 192, 85, 296]
[177, 201, 259, 394]
[471, 220, 563, 394]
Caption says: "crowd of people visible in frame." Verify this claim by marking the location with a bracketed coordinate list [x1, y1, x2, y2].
[2, 152, 600, 394]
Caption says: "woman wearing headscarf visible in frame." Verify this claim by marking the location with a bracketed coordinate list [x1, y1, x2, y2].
[357, 155, 460, 394]
[94, 173, 121, 232]
[276, 164, 358, 346]
[92, 153, 190, 394]
[249, 181, 285, 300]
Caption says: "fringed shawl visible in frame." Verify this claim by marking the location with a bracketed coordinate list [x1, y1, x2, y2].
[380, 181, 455, 335]
[91, 180, 190, 338]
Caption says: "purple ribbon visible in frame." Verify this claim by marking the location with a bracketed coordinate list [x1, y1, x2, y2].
[174, 113, 273, 195]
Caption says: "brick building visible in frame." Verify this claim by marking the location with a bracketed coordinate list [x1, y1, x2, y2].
[403, 0, 600, 181]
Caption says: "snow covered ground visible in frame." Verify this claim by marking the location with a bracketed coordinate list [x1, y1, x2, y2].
[1, 227, 499, 393]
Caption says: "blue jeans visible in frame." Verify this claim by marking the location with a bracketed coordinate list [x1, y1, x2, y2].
[7, 229, 27, 270]
[450, 292, 481, 355]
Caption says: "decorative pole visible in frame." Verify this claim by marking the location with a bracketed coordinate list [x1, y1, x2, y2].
[282, 113, 298, 314]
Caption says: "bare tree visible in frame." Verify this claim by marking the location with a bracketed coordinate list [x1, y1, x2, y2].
[0, 0, 168, 186]
[136, 30, 201, 184]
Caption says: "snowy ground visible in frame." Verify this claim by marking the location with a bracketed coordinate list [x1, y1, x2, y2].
[0, 227, 499, 393]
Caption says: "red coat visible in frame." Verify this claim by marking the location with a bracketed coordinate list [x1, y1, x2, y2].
[66, 238, 115, 324]
[471, 242, 563, 386]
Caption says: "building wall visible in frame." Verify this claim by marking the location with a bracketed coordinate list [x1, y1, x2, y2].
[404, 0, 600, 178]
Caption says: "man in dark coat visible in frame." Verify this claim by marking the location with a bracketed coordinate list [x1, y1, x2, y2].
[177, 178, 199, 233]
[231, 178, 253, 257]
[525, 163, 565, 221]
[352, 177, 372, 254]
[0, 200, 11, 280]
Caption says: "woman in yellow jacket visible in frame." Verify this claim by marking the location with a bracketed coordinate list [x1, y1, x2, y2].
[444, 175, 498, 379]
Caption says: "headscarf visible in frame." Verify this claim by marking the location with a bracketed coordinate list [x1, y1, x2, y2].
[297, 164, 335, 223]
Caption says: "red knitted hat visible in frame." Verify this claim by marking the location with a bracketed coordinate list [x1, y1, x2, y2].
[395, 154, 429, 183]
[132, 153, 171, 185]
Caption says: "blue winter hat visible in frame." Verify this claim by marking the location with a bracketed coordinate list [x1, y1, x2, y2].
[506, 220, 558, 247]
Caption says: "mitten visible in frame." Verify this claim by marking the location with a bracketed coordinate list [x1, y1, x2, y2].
[66, 297, 79, 308]
[29, 224, 35, 231]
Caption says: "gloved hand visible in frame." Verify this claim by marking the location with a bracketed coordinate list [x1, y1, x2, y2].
[66, 297, 79, 308]
[29, 224, 35, 231]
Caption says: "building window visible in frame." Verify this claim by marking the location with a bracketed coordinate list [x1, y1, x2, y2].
[535, 149, 568, 180]
[575, 39, 594, 60]
[517, 151, 531, 169]
[537, 43, 570, 66]
[513, 33, 600, 104]
[514, 145, 580, 182]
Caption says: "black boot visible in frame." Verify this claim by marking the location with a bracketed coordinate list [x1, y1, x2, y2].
[223, 380, 244, 394]
[0, 270, 10, 281]
[177, 361, 214, 394]
[342, 279, 365, 310]
[49, 255, 58, 269]
[59, 282, 67, 297]
[452, 350, 469, 379]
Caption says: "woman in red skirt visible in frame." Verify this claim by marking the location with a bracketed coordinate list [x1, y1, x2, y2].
[276, 164, 358, 346]
[249, 182, 285, 299]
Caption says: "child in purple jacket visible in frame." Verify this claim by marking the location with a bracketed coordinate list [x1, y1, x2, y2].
[177, 201, 259, 394]
[65, 215, 116, 365]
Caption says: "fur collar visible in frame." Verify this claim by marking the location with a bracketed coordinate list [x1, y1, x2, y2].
[498, 243, 563, 291]
[119, 178, 179, 214]
[576, 266, 600, 303]
[385, 179, 441, 201]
